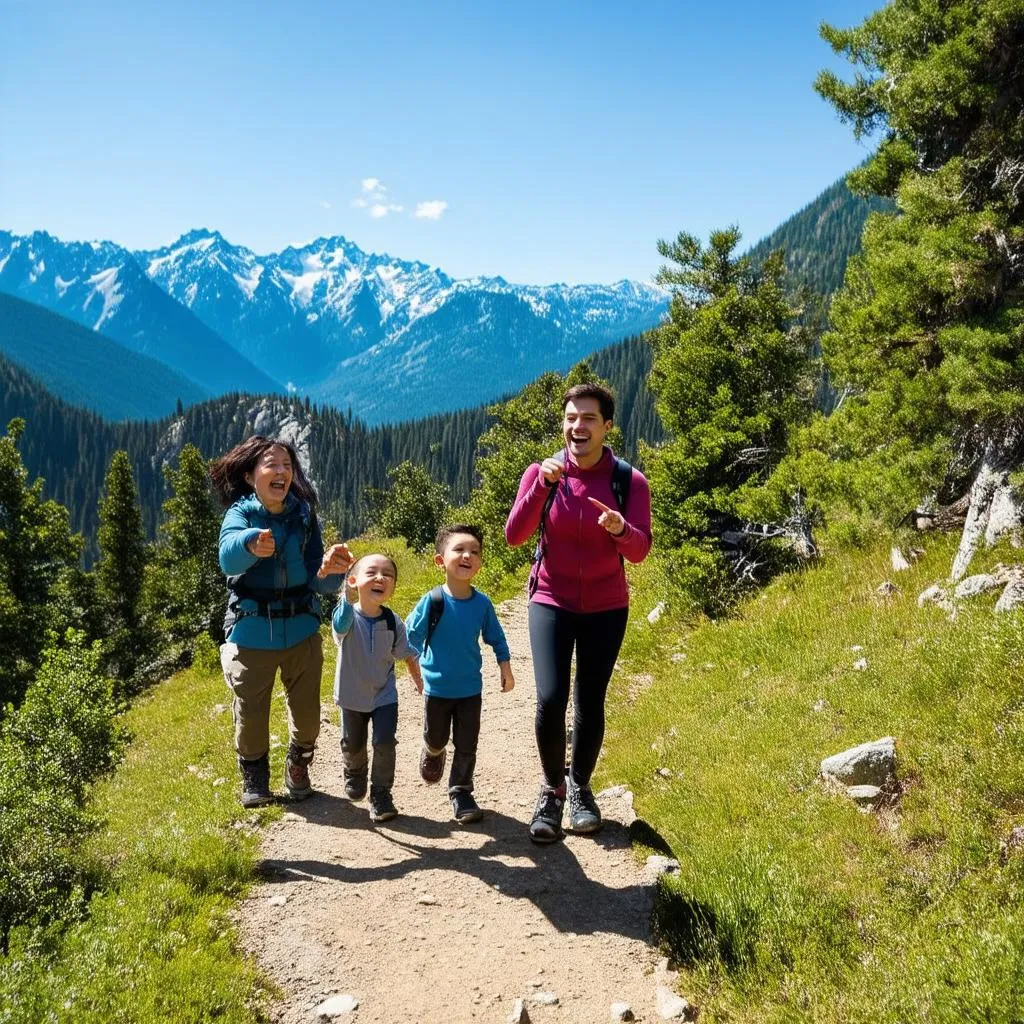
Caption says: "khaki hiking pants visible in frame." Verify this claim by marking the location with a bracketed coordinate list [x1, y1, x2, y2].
[220, 634, 324, 760]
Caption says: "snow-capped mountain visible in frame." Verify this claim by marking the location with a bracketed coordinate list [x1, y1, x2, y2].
[0, 228, 667, 422]
[0, 230, 281, 398]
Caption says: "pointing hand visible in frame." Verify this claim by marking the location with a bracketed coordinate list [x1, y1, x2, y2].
[318, 542, 356, 579]
[248, 529, 275, 558]
[588, 497, 626, 536]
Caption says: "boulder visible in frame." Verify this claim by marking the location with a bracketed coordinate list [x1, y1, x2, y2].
[820, 737, 896, 789]
[954, 573, 1003, 599]
[996, 576, 1024, 613]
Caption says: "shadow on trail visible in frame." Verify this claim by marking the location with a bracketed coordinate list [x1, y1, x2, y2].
[259, 798, 656, 942]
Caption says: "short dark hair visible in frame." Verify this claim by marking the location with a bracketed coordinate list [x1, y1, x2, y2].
[435, 523, 484, 554]
[349, 552, 399, 583]
[563, 382, 615, 422]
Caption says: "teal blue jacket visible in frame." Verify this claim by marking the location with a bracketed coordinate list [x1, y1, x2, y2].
[218, 492, 340, 650]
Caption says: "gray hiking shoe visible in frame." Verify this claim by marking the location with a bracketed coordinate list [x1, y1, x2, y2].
[239, 754, 273, 808]
[568, 778, 602, 834]
[284, 742, 315, 801]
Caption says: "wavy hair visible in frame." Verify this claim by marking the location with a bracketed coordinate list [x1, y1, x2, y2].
[209, 435, 318, 509]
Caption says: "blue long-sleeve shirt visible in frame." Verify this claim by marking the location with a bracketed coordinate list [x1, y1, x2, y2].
[405, 587, 509, 699]
[218, 492, 340, 650]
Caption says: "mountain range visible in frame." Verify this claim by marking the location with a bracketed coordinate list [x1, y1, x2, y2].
[0, 228, 668, 423]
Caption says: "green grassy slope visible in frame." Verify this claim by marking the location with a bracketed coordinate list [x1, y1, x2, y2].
[0, 292, 208, 420]
[603, 535, 1024, 1022]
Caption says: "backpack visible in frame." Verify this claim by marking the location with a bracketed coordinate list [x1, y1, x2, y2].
[529, 450, 633, 595]
[379, 605, 401, 653]
[422, 585, 446, 654]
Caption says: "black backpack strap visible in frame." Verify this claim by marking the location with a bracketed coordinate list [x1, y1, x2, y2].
[610, 457, 632, 513]
[530, 451, 567, 596]
[380, 605, 399, 653]
[423, 586, 446, 653]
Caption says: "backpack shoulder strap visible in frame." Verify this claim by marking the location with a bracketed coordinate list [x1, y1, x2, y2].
[423, 586, 446, 653]
[380, 605, 399, 652]
[610, 457, 632, 514]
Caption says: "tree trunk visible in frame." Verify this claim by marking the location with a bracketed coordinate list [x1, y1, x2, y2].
[950, 422, 1024, 581]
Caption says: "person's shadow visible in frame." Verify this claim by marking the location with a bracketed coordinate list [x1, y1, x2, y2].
[262, 791, 658, 941]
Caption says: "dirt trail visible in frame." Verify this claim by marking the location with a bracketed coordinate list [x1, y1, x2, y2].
[240, 595, 666, 1023]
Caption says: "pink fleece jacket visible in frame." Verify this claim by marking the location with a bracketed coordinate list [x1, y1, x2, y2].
[505, 446, 652, 614]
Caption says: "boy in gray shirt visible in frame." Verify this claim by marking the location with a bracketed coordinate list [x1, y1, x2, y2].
[333, 553, 422, 822]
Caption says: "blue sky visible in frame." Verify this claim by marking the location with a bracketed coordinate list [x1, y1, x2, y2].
[1, 0, 879, 285]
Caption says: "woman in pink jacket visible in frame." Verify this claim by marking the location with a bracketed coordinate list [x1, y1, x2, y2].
[505, 382, 652, 843]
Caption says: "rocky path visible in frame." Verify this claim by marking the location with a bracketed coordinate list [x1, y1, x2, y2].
[240, 596, 672, 1023]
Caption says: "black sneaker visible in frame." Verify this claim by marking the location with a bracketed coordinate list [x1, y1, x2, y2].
[529, 785, 565, 844]
[344, 773, 368, 801]
[284, 742, 314, 801]
[239, 754, 273, 808]
[369, 789, 398, 823]
[451, 789, 483, 824]
[420, 744, 446, 785]
[568, 779, 602, 834]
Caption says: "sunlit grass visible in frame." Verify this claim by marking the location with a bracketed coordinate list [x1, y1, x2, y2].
[603, 534, 1024, 1022]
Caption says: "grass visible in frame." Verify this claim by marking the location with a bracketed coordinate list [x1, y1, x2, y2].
[0, 537, 445, 1024]
[601, 533, 1024, 1022]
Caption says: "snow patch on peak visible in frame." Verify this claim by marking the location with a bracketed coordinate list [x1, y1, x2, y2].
[85, 266, 123, 330]
[234, 265, 264, 299]
[54, 274, 77, 298]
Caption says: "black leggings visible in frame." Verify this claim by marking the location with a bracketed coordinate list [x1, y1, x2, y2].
[528, 602, 629, 790]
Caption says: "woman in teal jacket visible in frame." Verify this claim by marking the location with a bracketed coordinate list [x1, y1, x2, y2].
[211, 435, 354, 807]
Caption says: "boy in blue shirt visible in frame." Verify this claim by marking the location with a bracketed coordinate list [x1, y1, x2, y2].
[405, 525, 514, 824]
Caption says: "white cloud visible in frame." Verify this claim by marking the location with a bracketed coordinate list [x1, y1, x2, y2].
[414, 200, 448, 221]
[361, 177, 383, 193]
[351, 197, 368, 209]
[370, 203, 404, 219]
[319, 200, 332, 209]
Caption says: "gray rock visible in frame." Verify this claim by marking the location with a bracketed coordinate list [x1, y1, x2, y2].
[315, 994, 359, 1017]
[821, 737, 896, 788]
[846, 784, 882, 807]
[853, 658, 868, 671]
[655, 985, 690, 1020]
[597, 785, 630, 799]
[527, 992, 559, 1006]
[647, 602, 667, 624]
[918, 584, 949, 609]
[996, 577, 1024, 613]
[507, 999, 530, 1024]
[645, 855, 681, 883]
[890, 547, 911, 571]
[655, 767, 672, 778]
[610, 1002, 635, 1021]
[876, 581, 899, 596]
[954, 573, 1002, 599]
[416, 894, 439, 905]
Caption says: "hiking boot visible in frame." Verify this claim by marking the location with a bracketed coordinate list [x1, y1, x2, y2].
[368, 789, 398, 823]
[529, 784, 565, 844]
[284, 742, 314, 801]
[568, 778, 602, 834]
[239, 754, 273, 808]
[344, 772, 368, 801]
[420, 744, 447, 785]
[451, 789, 483, 824]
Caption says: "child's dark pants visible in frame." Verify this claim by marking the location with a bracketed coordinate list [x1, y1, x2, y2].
[341, 702, 398, 794]
[423, 694, 482, 794]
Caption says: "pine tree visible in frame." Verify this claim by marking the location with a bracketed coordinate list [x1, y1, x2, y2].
[789, 0, 1024, 558]
[642, 229, 815, 608]
[0, 419, 83, 710]
[365, 461, 451, 552]
[95, 451, 147, 685]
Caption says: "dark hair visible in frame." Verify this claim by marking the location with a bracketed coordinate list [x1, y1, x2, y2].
[435, 523, 484, 554]
[349, 553, 399, 583]
[209, 435, 318, 509]
[562, 382, 615, 422]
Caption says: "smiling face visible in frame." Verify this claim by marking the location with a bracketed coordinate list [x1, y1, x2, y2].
[563, 397, 612, 467]
[244, 444, 293, 513]
[348, 554, 397, 609]
[435, 532, 482, 586]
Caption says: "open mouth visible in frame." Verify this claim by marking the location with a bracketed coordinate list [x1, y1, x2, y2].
[269, 480, 287, 492]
